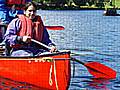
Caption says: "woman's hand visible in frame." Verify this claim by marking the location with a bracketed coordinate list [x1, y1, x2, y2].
[22, 36, 31, 43]
[49, 46, 57, 53]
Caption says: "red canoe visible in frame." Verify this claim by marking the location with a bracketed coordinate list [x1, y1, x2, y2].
[0, 50, 71, 90]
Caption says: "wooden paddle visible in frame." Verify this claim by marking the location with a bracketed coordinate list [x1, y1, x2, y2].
[45, 26, 64, 30]
[31, 39, 117, 79]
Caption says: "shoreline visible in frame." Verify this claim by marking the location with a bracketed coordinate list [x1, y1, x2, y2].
[39, 7, 105, 10]
[37, 6, 120, 10]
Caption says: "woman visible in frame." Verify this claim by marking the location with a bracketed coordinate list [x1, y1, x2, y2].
[4, 2, 56, 56]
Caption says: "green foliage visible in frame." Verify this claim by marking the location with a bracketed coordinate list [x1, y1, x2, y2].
[32, 0, 120, 9]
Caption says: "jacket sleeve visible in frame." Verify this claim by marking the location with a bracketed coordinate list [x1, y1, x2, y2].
[4, 18, 21, 46]
[42, 27, 55, 46]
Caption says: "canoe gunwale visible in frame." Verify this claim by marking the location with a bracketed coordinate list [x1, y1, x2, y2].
[0, 50, 71, 59]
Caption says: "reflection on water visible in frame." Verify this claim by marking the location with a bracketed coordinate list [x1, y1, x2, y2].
[0, 76, 40, 90]
[83, 78, 110, 89]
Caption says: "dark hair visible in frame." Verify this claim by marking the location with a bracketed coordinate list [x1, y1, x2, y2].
[24, 2, 37, 11]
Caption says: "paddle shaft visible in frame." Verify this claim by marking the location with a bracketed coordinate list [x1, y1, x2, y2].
[71, 57, 84, 65]
[31, 40, 85, 65]
[31, 39, 116, 79]
[31, 39, 52, 50]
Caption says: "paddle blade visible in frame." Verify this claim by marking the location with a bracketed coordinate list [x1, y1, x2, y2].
[45, 26, 64, 30]
[85, 62, 116, 79]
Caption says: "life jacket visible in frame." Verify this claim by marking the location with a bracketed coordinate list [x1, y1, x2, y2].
[11, 14, 44, 48]
[6, 0, 25, 5]
[17, 14, 44, 41]
[6, 0, 31, 10]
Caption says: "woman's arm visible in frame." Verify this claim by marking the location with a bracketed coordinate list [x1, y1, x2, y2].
[42, 27, 55, 46]
[4, 18, 21, 46]
[42, 27, 57, 52]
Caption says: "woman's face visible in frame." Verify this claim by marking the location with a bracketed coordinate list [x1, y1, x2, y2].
[24, 5, 36, 20]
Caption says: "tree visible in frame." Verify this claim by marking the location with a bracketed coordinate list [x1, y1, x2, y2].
[73, 0, 89, 6]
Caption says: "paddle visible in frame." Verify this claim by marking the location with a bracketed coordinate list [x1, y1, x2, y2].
[71, 57, 116, 79]
[45, 26, 64, 30]
[31, 39, 117, 79]
[0, 24, 64, 30]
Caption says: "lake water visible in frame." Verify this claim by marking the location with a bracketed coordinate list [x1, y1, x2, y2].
[1, 10, 120, 90]
[37, 10, 120, 90]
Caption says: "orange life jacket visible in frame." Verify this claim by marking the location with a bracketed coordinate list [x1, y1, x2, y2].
[6, 0, 25, 5]
[11, 15, 44, 48]
[6, 0, 26, 10]
[17, 14, 44, 41]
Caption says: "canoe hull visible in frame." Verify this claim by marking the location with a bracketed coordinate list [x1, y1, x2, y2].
[0, 51, 71, 90]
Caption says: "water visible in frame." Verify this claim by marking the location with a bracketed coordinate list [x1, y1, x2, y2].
[1, 10, 120, 90]
[37, 10, 120, 90]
